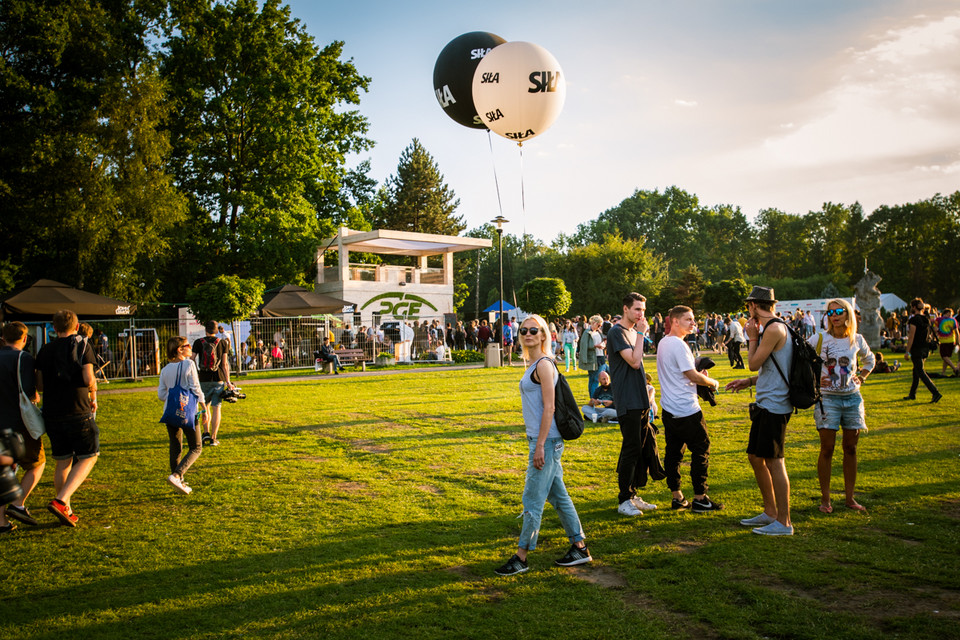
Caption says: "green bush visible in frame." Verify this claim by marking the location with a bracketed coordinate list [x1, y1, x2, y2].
[451, 349, 484, 363]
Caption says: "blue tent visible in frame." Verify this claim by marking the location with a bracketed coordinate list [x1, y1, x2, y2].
[482, 300, 517, 313]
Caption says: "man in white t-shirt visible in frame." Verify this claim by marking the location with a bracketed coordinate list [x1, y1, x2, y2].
[656, 305, 723, 513]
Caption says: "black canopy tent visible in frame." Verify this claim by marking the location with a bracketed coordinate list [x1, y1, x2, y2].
[257, 284, 352, 317]
[0, 279, 136, 321]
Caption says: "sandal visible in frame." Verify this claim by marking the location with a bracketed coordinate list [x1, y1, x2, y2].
[818, 503, 833, 514]
[846, 502, 867, 512]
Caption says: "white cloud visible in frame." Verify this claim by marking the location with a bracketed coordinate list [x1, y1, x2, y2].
[674, 99, 698, 108]
[759, 12, 960, 168]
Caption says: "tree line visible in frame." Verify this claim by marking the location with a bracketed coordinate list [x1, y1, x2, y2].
[457, 186, 960, 317]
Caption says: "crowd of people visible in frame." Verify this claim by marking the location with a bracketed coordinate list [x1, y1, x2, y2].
[0, 314, 244, 531]
[1, 295, 954, 562]
[494, 288, 953, 574]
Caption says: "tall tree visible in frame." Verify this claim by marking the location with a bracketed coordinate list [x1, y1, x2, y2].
[161, 0, 372, 291]
[372, 138, 464, 236]
[866, 192, 960, 304]
[752, 208, 809, 279]
[0, 0, 186, 301]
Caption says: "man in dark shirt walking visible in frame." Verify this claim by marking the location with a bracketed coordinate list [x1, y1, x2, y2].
[193, 320, 233, 446]
[35, 310, 99, 527]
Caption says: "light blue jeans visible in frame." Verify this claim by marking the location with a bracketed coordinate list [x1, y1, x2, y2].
[519, 437, 585, 551]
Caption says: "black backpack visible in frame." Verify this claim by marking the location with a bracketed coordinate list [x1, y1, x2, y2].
[764, 318, 823, 411]
[926, 316, 940, 352]
[198, 337, 220, 372]
[531, 357, 584, 440]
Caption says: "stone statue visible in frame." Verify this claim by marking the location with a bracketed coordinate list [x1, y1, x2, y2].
[855, 270, 883, 349]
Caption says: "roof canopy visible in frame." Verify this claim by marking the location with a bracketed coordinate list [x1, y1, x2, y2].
[482, 300, 518, 312]
[321, 229, 491, 257]
[257, 285, 354, 317]
[0, 279, 136, 320]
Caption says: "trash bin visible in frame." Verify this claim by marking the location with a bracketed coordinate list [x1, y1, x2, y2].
[484, 343, 502, 367]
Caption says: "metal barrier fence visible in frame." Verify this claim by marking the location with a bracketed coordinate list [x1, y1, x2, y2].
[13, 314, 465, 380]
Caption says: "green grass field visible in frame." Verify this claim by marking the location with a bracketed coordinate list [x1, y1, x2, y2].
[2, 354, 958, 639]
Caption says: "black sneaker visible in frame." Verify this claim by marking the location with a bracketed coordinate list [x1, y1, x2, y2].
[6, 505, 38, 526]
[555, 544, 592, 567]
[691, 496, 724, 513]
[202, 433, 213, 446]
[494, 554, 529, 576]
[671, 497, 690, 510]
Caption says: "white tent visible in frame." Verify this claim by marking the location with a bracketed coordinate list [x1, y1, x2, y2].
[879, 292, 908, 311]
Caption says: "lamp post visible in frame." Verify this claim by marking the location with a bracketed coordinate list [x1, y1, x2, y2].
[492, 216, 509, 366]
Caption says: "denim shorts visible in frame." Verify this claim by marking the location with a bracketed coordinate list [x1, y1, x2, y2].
[46, 414, 99, 461]
[200, 381, 225, 406]
[814, 393, 866, 431]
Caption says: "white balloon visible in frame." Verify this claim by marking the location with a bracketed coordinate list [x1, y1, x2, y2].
[471, 41, 566, 144]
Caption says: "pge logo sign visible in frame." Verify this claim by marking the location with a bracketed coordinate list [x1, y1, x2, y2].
[360, 292, 438, 320]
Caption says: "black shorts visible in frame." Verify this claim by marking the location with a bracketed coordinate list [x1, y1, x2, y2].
[746, 403, 790, 459]
[46, 414, 100, 461]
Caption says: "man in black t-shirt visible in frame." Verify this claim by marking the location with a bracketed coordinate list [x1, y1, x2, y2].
[193, 320, 233, 446]
[607, 292, 658, 516]
[35, 310, 99, 527]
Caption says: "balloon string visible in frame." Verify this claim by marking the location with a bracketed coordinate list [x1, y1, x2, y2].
[519, 143, 527, 255]
[487, 130, 505, 219]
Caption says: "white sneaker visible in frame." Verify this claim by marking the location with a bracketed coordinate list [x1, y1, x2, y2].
[631, 496, 658, 511]
[167, 474, 190, 495]
[752, 520, 794, 536]
[618, 500, 643, 516]
[740, 512, 776, 527]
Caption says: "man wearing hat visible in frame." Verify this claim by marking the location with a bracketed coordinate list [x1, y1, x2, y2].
[726, 286, 795, 535]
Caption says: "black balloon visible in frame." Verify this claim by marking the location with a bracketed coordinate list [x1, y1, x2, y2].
[433, 31, 506, 129]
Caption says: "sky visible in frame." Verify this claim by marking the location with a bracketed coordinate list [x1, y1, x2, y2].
[287, 0, 960, 243]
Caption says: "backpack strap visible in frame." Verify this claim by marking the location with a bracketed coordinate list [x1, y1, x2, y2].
[762, 318, 791, 388]
[529, 356, 556, 386]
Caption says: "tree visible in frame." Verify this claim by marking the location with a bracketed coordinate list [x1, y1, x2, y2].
[547, 234, 668, 316]
[161, 0, 372, 291]
[866, 192, 960, 305]
[372, 138, 464, 237]
[752, 208, 810, 279]
[703, 279, 750, 314]
[517, 278, 572, 318]
[0, 0, 186, 301]
[185, 275, 264, 324]
[672, 265, 707, 311]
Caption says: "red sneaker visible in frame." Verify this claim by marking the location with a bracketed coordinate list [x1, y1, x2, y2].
[47, 499, 78, 527]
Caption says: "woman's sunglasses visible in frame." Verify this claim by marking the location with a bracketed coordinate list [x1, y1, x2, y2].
[518, 327, 540, 335]
[825, 308, 847, 317]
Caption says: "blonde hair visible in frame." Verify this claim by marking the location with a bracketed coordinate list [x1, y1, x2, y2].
[520, 314, 553, 361]
[589, 314, 602, 325]
[826, 298, 857, 344]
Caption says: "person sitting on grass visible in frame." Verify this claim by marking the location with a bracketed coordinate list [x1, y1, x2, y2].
[870, 352, 900, 374]
[582, 370, 617, 423]
[494, 314, 591, 576]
